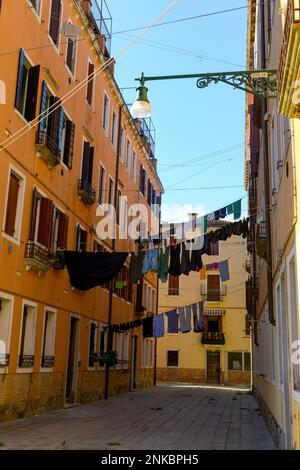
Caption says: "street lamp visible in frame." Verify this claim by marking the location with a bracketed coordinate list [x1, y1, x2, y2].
[131, 69, 277, 118]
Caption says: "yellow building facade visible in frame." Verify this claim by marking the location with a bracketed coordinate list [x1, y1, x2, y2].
[157, 222, 251, 387]
[0, 0, 162, 421]
[246, 0, 300, 450]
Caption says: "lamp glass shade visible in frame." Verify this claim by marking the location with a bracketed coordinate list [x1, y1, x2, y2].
[130, 99, 152, 119]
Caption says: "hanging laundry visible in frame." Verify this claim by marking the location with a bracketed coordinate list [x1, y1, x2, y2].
[64, 251, 128, 291]
[143, 317, 153, 338]
[214, 210, 221, 221]
[199, 266, 206, 280]
[207, 212, 215, 221]
[190, 246, 203, 272]
[153, 314, 165, 338]
[233, 199, 242, 220]
[165, 309, 179, 333]
[220, 207, 227, 218]
[194, 301, 205, 332]
[142, 248, 158, 274]
[129, 252, 144, 283]
[226, 203, 234, 215]
[180, 242, 191, 276]
[179, 306, 191, 333]
[219, 260, 230, 281]
[203, 215, 208, 234]
[169, 243, 181, 276]
[158, 246, 170, 283]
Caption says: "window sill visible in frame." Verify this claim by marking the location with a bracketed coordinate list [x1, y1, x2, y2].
[39, 367, 54, 373]
[17, 367, 34, 374]
[2, 232, 21, 246]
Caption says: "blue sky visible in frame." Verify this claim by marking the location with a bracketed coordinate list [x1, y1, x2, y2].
[108, 0, 248, 221]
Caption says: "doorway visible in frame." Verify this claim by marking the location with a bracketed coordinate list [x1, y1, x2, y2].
[65, 317, 79, 403]
[130, 335, 138, 390]
[206, 350, 220, 384]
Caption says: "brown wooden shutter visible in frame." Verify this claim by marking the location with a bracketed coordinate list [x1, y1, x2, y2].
[168, 275, 179, 296]
[88, 146, 94, 184]
[57, 212, 68, 249]
[24, 65, 40, 122]
[86, 62, 94, 104]
[37, 198, 53, 248]
[66, 38, 74, 71]
[207, 275, 220, 301]
[81, 141, 90, 181]
[49, 0, 61, 45]
[28, 188, 38, 240]
[63, 120, 75, 169]
[5, 173, 20, 237]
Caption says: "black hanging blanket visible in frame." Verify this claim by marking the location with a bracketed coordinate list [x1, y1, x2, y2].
[64, 251, 128, 291]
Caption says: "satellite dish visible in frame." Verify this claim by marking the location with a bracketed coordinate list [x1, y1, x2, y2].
[0, 80, 6, 104]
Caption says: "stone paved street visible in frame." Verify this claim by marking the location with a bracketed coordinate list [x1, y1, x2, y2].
[0, 384, 275, 450]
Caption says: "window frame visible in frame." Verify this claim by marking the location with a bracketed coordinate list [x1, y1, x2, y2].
[0, 292, 14, 373]
[111, 110, 117, 148]
[2, 165, 26, 245]
[86, 59, 95, 108]
[17, 300, 37, 373]
[167, 349, 179, 368]
[48, 0, 62, 52]
[40, 307, 57, 371]
[65, 23, 78, 77]
[102, 92, 110, 133]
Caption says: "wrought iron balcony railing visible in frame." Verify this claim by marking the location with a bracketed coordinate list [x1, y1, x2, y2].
[24, 241, 53, 272]
[201, 332, 225, 345]
[200, 284, 227, 301]
[77, 179, 96, 205]
[35, 130, 61, 167]
[0, 354, 10, 367]
[18, 355, 34, 368]
[41, 355, 55, 368]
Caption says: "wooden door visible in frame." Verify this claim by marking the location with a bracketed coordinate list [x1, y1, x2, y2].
[206, 351, 220, 384]
[207, 275, 220, 301]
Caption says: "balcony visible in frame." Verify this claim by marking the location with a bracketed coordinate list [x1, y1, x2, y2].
[256, 222, 267, 260]
[201, 332, 225, 345]
[24, 241, 53, 272]
[41, 355, 55, 368]
[200, 284, 227, 301]
[0, 354, 9, 367]
[278, 0, 300, 117]
[18, 355, 34, 368]
[35, 130, 61, 168]
[77, 179, 96, 205]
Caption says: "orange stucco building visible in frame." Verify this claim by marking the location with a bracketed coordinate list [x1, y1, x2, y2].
[0, 0, 163, 421]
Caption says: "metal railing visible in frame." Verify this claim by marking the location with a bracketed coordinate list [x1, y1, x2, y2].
[77, 179, 96, 205]
[90, 0, 112, 55]
[278, 0, 300, 93]
[24, 241, 53, 271]
[0, 354, 9, 367]
[200, 284, 227, 301]
[201, 332, 225, 345]
[41, 356, 55, 368]
[18, 355, 34, 368]
[35, 130, 61, 167]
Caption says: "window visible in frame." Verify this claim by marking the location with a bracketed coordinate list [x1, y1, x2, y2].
[86, 61, 94, 106]
[98, 165, 105, 205]
[88, 322, 97, 367]
[140, 164, 146, 195]
[111, 111, 117, 147]
[167, 350, 178, 367]
[60, 113, 75, 169]
[4, 171, 24, 240]
[41, 310, 56, 368]
[66, 35, 77, 75]
[135, 278, 144, 313]
[142, 339, 153, 368]
[288, 255, 300, 391]
[99, 325, 108, 367]
[207, 274, 220, 301]
[0, 295, 13, 367]
[114, 332, 123, 367]
[244, 352, 251, 371]
[49, 0, 61, 46]
[131, 151, 137, 182]
[207, 317, 219, 333]
[18, 304, 36, 368]
[28, 189, 68, 251]
[108, 177, 114, 216]
[123, 332, 129, 368]
[81, 141, 94, 185]
[168, 275, 179, 296]
[29, 0, 42, 15]
[209, 241, 219, 256]
[119, 127, 124, 160]
[15, 49, 40, 121]
[276, 284, 284, 386]
[75, 225, 87, 252]
[120, 197, 128, 236]
[125, 139, 131, 172]
[147, 179, 152, 207]
[102, 94, 109, 132]
[228, 352, 251, 371]
[112, 267, 132, 302]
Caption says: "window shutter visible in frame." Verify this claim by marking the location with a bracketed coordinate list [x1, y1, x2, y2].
[75, 224, 80, 250]
[5, 173, 20, 237]
[147, 179, 152, 206]
[86, 62, 94, 104]
[28, 188, 38, 240]
[88, 146, 94, 184]
[57, 212, 68, 249]
[47, 96, 61, 148]
[63, 120, 75, 169]
[168, 275, 179, 296]
[38, 81, 48, 139]
[207, 275, 220, 301]
[24, 64, 40, 122]
[58, 108, 64, 153]
[66, 38, 74, 71]
[37, 198, 53, 248]
[49, 0, 61, 45]
[81, 141, 90, 181]
[15, 49, 25, 111]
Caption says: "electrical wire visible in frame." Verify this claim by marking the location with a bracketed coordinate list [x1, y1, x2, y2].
[0, 0, 182, 155]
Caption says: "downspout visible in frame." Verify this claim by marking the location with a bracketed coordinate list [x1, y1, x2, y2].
[260, 0, 275, 325]
[104, 104, 122, 400]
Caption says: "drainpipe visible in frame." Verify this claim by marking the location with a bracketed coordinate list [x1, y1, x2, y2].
[260, 0, 275, 325]
[104, 105, 122, 400]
